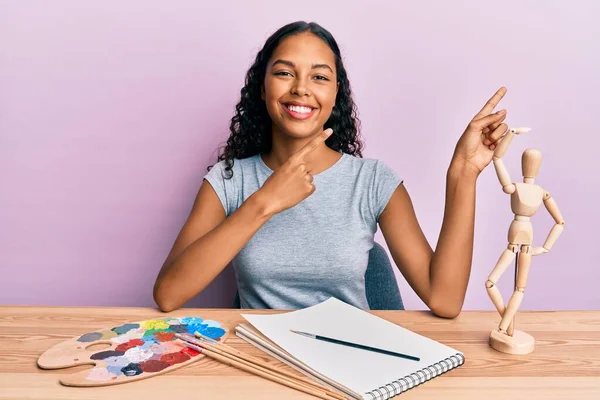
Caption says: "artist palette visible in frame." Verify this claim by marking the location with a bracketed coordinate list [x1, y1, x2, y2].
[37, 316, 228, 386]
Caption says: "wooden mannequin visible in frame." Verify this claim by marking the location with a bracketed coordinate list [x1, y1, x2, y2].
[485, 127, 565, 355]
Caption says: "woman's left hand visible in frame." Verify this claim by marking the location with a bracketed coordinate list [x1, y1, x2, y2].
[451, 87, 510, 177]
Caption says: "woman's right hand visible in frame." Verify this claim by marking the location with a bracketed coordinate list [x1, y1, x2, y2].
[256, 128, 333, 216]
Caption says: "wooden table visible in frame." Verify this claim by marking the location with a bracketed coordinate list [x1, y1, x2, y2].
[1, 307, 599, 399]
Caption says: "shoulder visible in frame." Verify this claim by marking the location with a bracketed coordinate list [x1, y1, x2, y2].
[342, 155, 401, 182]
[343, 155, 403, 221]
[205, 155, 260, 180]
[203, 155, 261, 216]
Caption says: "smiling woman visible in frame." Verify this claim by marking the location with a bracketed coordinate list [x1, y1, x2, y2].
[213, 22, 363, 179]
[263, 40, 337, 136]
[152, 21, 511, 317]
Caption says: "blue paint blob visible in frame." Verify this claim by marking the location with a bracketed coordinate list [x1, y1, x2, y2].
[186, 323, 205, 335]
[111, 323, 140, 335]
[194, 324, 226, 339]
[181, 317, 203, 325]
[200, 319, 221, 328]
[107, 365, 124, 376]
[121, 363, 143, 376]
[139, 340, 155, 350]
[143, 336, 158, 344]
[90, 350, 125, 360]
[77, 332, 103, 342]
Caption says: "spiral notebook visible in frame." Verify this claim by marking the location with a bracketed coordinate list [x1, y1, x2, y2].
[236, 297, 464, 399]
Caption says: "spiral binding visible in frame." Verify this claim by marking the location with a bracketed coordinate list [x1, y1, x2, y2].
[364, 353, 465, 400]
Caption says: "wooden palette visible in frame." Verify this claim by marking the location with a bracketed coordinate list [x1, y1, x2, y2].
[37, 316, 229, 386]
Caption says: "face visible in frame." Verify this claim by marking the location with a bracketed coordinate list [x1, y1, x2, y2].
[262, 32, 338, 140]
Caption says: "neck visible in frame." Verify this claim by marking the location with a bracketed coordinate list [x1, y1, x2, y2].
[261, 127, 340, 174]
[523, 177, 535, 184]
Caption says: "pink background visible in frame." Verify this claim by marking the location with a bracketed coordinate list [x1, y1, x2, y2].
[1, 1, 598, 310]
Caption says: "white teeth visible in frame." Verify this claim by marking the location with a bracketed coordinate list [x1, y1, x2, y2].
[287, 105, 313, 114]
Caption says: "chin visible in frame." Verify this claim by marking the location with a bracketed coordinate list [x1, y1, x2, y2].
[280, 123, 321, 139]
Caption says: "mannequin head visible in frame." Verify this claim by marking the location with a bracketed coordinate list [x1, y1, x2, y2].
[522, 148, 542, 181]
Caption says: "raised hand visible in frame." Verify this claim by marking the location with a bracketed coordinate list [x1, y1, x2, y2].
[256, 128, 333, 216]
[451, 87, 511, 176]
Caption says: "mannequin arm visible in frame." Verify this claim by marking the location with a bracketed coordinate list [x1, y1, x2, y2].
[541, 191, 565, 250]
[492, 158, 516, 194]
[493, 127, 530, 158]
[493, 128, 516, 158]
[532, 191, 565, 256]
[491, 127, 528, 195]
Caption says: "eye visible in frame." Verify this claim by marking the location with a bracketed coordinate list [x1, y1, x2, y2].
[314, 75, 330, 81]
[274, 71, 293, 77]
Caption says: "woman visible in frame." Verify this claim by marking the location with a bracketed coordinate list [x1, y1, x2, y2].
[153, 21, 509, 316]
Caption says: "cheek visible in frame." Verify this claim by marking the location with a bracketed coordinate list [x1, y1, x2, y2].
[316, 87, 337, 112]
[264, 78, 285, 101]
[265, 87, 287, 116]
[262, 83, 280, 114]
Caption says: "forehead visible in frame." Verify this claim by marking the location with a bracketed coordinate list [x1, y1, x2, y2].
[269, 32, 336, 68]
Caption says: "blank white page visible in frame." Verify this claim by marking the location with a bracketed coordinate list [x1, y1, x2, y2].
[241, 297, 462, 397]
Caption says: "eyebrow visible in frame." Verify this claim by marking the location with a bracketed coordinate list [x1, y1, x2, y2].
[271, 59, 333, 73]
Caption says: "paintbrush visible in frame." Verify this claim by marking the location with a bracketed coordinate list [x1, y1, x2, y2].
[175, 333, 344, 400]
[181, 333, 331, 388]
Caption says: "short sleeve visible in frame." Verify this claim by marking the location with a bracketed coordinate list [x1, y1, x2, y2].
[371, 160, 403, 221]
[203, 160, 237, 217]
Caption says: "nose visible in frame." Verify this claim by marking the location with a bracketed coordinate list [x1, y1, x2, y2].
[291, 76, 310, 97]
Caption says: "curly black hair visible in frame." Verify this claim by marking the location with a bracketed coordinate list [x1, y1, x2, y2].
[209, 21, 363, 178]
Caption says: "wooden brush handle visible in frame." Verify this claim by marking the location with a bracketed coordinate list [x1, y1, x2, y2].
[202, 347, 338, 400]
[196, 338, 340, 396]
[179, 338, 343, 400]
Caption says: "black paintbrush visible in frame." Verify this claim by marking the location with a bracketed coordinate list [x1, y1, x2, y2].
[290, 330, 420, 361]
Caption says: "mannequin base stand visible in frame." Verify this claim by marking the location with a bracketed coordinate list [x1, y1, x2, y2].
[489, 329, 535, 355]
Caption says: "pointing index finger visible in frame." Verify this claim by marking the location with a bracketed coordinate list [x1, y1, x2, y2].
[474, 87, 507, 119]
[293, 128, 333, 160]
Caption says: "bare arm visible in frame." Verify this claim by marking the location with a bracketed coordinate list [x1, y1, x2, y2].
[153, 181, 271, 312]
[380, 88, 524, 317]
[154, 129, 333, 312]
[379, 164, 478, 319]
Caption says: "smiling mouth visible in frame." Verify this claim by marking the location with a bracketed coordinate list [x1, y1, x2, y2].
[281, 103, 317, 120]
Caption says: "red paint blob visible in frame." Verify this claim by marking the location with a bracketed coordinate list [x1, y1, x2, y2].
[160, 351, 191, 365]
[140, 359, 170, 373]
[181, 346, 201, 357]
[154, 331, 176, 342]
[115, 338, 144, 352]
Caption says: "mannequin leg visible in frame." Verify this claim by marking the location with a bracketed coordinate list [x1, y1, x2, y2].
[486, 245, 518, 334]
[498, 246, 532, 333]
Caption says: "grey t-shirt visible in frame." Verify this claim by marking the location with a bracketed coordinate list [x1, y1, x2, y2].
[203, 152, 403, 310]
